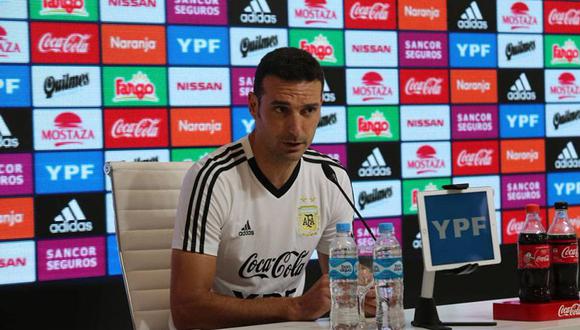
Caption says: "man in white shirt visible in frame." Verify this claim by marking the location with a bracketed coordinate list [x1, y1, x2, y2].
[170, 47, 354, 329]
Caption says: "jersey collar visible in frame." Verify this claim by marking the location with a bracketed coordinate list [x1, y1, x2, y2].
[242, 136, 301, 198]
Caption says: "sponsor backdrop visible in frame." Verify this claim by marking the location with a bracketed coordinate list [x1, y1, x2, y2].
[0, 0, 580, 305]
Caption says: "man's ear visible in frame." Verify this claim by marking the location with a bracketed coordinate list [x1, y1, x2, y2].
[248, 92, 259, 119]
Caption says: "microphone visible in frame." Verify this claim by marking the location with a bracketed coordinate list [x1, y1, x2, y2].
[321, 162, 376, 241]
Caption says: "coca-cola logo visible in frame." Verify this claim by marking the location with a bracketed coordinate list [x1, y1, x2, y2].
[558, 303, 580, 317]
[111, 118, 160, 138]
[549, 9, 580, 26]
[38, 33, 90, 54]
[456, 149, 493, 167]
[506, 218, 524, 236]
[350, 2, 389, 21]
[561, 246, 578, 259]
[404, 77, 442, 96]
[238, 250, 308, 279]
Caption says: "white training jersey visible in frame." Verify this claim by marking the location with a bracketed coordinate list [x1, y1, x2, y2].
[172, 136, 354, 299]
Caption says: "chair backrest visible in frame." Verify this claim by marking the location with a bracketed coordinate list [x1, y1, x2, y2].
[107, 161, 192, 330]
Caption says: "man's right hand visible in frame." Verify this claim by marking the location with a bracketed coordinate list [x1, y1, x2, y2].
[290, 274, 331, 321]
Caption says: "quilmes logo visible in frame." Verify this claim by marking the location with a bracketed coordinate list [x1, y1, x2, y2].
[241, 0, 277, 24]
[294, 0, 338, 25]
[41, 112, 95, 147]
[502, 2, 538, 30]
[113, 71, 158, 103]
[37, 32, 90, 54]
[359, 147, 391, 177]
[552, 39, 580, 65]
[507, 73, 536, 101]
[553, 109, 580, 130]
[0, 25, 22, 58]
[40, 0, 89, 16]
[355, 71, 391, 101]
[358, 187, 393, 210]
[505, 40, 535, 61]
[0, 116, 19, 149]
[300, 34, 336, 63]
[50, 199, 92, 233]
[356, 111, 391, 138]
[240, 34, 278, 58]
[44, 72, 89, 99]
[556, 141, 580, 170]
[457, 1, 488, 30]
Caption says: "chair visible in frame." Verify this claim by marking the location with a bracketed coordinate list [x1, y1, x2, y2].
[107, 161, 192, 330]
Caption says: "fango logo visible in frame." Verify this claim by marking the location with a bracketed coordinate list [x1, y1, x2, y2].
[103, 67, 167, 106]
[299, 34, 336, 63]
[114, 71, 158, 102]
[550, 37, 580, 66]
[356, 111, 391, 139]
[40, 0, 89, 16]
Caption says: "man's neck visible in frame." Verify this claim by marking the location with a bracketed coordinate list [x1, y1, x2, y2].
[248, 133, 299, 189]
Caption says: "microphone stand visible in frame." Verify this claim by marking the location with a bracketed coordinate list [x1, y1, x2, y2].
[321, 162, 376, 241]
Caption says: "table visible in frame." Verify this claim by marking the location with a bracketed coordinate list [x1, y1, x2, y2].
[222, 299, 580, 329]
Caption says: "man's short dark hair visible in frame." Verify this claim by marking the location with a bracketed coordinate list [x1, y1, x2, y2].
[253, 47, 324, 99]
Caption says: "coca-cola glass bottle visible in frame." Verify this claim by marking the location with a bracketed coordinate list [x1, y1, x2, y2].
[548, 201, 579, 300]
[518, 204, 550, 303]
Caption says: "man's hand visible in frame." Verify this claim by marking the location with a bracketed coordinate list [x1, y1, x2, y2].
[290, 274, 331, 320]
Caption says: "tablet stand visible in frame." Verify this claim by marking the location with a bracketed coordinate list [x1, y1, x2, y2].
[411, 184, 498, 330]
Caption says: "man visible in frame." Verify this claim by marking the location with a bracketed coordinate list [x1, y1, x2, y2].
[170, 47, 355, 329]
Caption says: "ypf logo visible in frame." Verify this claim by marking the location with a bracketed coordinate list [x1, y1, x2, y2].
[35, 151, 103, 194]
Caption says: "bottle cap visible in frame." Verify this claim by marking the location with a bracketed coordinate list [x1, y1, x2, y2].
[525, 204, 540, 213]
[336, 223, 350, 233]
[555, 201, 568, 210]
[379, 223, 394, 233]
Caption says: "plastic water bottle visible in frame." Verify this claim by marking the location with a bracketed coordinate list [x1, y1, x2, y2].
[329, 222, 359, 330]
[374, 223, 404, 330]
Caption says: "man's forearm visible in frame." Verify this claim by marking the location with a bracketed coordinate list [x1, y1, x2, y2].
[172, 291, 301, 330]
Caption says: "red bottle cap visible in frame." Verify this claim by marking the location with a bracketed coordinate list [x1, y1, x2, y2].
[525, 204, 540, 213]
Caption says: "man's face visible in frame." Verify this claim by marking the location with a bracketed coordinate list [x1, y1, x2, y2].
[249, 75, 322, 163]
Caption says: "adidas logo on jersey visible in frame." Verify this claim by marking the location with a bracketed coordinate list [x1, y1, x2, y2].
[457, 1, 488, 30]
[0, 116, 19, 148]
[49, 199, 93, 234]
[358, 147, 391, 177]
[240, 0, 277, 24]
[555, 141, 580, 169]
[507, 73, 536, 101]
[322, 78, 336, 103]
[239, 220, 255, 236]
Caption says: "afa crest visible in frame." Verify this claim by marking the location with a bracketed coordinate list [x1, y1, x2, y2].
[297, 196, 320, 236]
